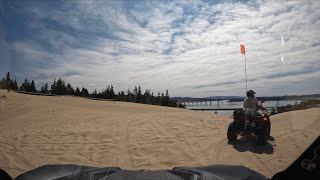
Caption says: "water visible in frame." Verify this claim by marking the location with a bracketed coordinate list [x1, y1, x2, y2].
[185, 100, 302, 116]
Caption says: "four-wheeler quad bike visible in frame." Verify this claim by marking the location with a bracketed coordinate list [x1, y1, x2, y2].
[227, 100, 271, 145]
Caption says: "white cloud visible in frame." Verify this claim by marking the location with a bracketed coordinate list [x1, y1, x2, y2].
[3, 0, 320, 96]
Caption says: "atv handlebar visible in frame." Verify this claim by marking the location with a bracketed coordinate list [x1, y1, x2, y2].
[258, 100, 268, 112]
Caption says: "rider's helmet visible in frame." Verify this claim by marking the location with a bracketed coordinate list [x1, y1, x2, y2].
[246, 89, 256, 97]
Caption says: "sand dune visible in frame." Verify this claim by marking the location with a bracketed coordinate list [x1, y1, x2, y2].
[0, 90, 319, 178]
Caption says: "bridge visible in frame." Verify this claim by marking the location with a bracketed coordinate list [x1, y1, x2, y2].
[189, 107, 275, 111]
[179, 100, 223, 105]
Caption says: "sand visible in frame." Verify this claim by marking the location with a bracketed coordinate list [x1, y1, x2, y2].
[0, 90, 319, 178]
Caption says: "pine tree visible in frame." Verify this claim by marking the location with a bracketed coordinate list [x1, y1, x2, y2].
[30, 80, 37, 92]
[41, 82, 49, 93]
[75, 87, 81, 96]
[161, 92, 164, 106]
[4, 72, 14, 89]
[13, 78, 18, 90]
[157, 92, 161, 105]
[92, 89, 98, 98]
[127, 89, 131, 102]
[164, 89, 169, 106]
[55, 78, 66, 95]
[51, 79, 57, 94]
[151, 92, 154, 104]
[44, 82, 49, 93]
[20, 78, 31, 92]
[81, 87, 89, 97]
[144, 89, 151, 104]
[5, 72, 10, 83]
[120, 91, 125, 101]
[51, 78, 67, 95]
[133, 86, 138, 102]
[9, 78, 15, 90]
[66, 84, 74, 95]
[110, 85, 114, 99]
[137, 85, 142, 103]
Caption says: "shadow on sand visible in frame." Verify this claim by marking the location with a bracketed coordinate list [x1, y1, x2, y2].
[228, 136, 275, 154]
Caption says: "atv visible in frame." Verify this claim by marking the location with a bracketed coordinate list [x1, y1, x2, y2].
[227, 100, 271, 145]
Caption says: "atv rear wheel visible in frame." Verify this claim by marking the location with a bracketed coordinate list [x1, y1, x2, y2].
[257, 125, 268, 145]
[227, 122, 238, 141]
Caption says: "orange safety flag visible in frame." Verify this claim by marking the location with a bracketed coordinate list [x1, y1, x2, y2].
[240, 44, 245, 55]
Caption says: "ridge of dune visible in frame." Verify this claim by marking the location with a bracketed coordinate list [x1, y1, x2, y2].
[0, 90, 319, 178]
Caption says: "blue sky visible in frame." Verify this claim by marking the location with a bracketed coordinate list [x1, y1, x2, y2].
[0, 0, 319, 97]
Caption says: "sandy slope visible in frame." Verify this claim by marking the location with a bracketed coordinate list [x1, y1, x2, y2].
[0, 90, 319, 178]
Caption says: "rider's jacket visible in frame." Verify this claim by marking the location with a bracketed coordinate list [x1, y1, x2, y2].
[243, 96, 259, 112]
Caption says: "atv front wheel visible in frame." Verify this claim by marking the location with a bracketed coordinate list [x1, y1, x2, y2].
[257, 126, 268, 145]
[227, 122, 238, 141]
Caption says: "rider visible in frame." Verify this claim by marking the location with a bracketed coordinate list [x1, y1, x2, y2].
[243, 90, 260, 113]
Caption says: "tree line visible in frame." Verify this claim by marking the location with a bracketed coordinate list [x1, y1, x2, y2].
[0, 72, 184, 108]
[270, 99, 320, 115]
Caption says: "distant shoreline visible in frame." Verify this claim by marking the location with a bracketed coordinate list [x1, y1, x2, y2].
[174, 94, 320, 103]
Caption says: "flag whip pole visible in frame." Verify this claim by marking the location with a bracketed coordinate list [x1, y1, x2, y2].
[244, 54, 247, 92]
[241, 44, 248, 131]
[241, 44, 247, 93]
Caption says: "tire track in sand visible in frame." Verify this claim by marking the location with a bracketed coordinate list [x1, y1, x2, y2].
[151, 118, 196, 160]
[214, 139, 228, 163]
[214, 137, 274, 177]
[129, 118, 197, 168]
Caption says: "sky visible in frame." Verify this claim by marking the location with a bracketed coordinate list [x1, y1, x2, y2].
[0, 0, 319, 97]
